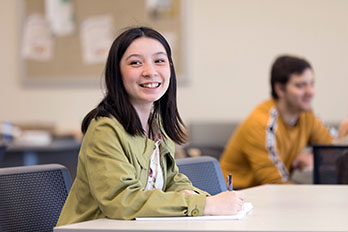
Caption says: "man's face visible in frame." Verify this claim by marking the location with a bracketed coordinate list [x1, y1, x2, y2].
[282, 68, 315, 113]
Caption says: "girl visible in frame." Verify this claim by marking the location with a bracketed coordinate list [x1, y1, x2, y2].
[57, 26, 245, 225]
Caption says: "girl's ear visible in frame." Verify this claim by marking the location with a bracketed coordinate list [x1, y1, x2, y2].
[274, 83, 286, 98]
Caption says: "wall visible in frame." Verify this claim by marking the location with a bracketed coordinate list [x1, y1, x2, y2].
[0, 0, 102, 132]
[179, 0, 348, 125]
[1, 0, 348, 133]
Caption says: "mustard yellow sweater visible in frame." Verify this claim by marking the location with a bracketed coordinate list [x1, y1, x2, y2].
[220, 99, 332, 189]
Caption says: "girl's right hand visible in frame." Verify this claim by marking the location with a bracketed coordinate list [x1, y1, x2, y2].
[203, 191, 246, 216]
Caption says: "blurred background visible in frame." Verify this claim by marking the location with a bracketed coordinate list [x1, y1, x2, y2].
[1, 0, 348, 178]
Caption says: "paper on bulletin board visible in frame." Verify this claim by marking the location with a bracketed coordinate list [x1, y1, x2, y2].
[45, 0, 75, 36]
[22, 14, 53, 61]
[80, 15, 115, 64]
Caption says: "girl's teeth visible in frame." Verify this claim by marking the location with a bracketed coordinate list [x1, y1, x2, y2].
[142, 83, 159, 88]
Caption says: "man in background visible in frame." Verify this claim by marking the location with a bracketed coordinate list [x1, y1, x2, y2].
[220, 55, 332, 189]
[338, 117, 348, 139]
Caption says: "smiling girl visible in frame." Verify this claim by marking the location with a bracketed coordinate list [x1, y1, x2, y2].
[57, 26, 244, 225]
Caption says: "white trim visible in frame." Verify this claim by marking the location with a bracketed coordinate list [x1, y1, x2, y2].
[266, 107, 289, 182]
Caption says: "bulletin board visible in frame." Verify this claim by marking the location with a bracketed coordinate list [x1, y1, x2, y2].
[21, 0, 186, 86]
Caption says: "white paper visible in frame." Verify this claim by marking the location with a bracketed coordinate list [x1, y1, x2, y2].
[136, 202, 253, 221]
[80, 15, 115, 64]
[45, 0, 75, 36]
[22, 14, 53, 61]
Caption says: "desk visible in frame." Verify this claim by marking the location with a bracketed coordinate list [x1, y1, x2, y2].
[54, 185, 348, 232]
[2, 139, 80, 179]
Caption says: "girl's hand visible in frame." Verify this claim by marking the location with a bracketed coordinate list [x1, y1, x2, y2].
[203, 191, 246, 216]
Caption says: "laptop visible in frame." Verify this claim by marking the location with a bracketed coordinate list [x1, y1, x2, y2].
[313, 145, 348, 184]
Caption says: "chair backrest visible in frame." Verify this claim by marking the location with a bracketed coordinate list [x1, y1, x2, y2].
[0, 164, 72, 232]
[176, 156, 227, 195]
[313, 145, 348, 184]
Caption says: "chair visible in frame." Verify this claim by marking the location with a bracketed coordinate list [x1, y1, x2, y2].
[0, 164, 72, 232]
[313, 145, 348, 184]
[176, 156, 227, 195]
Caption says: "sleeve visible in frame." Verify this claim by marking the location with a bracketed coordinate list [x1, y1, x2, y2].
[242, 119, 291, 185]
[338, 118, 348, 138]
[84, 120, 206, 220]
[308, 114, 333, 145]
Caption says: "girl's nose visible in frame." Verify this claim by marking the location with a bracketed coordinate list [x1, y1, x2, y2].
[142, 63, 157, 77]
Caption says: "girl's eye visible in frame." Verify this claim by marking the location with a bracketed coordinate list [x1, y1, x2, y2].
[130, 60, 141, 65]
[155, 59, 166, 64]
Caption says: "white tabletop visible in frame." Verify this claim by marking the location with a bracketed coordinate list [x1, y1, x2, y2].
[54, 185, 348, 232]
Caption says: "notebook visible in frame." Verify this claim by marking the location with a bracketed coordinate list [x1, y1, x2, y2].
[136, 202, 253, 221]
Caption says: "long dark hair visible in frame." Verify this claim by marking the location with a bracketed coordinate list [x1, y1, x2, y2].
[81, 26, 187, 144]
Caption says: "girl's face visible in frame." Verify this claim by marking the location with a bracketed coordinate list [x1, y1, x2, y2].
[120, 37, 171, 108]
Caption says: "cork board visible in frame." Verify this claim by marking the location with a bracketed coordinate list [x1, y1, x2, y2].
[21, 0, 185, 86]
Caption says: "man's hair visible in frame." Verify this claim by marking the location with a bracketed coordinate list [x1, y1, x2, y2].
[270, 55, 312, 99]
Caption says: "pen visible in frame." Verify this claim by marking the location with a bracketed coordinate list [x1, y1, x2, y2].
[227, 173, 233, 191]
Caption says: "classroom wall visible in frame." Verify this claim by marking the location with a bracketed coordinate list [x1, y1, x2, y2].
[1, 0, 348, 133]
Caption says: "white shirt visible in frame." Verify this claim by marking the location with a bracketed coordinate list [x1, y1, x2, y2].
[145, 140, 164, 190]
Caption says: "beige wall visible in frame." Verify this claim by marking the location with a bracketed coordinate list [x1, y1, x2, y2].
[1, 0, 348, 132]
